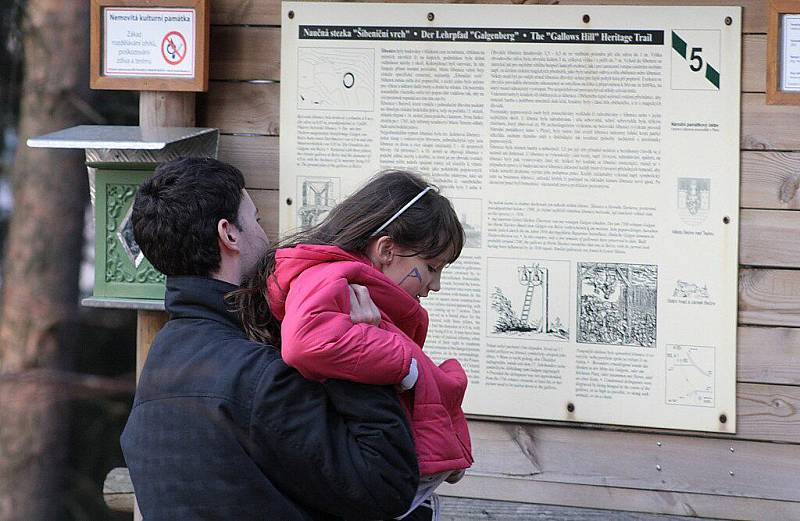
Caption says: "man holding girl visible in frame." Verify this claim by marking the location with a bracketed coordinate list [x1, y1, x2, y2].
[122, 158, 472, 520]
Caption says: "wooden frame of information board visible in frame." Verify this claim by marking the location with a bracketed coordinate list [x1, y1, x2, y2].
[90, 0, 209, 91]
[767, 0, 800, 104]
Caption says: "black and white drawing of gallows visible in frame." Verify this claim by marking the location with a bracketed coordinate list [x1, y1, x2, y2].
[298, 178, 337, 228]
[577, 262, 658, 348]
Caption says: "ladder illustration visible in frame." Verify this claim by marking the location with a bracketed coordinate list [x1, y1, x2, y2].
[518, 264, 548, 331]
[520, 283, 535, 323]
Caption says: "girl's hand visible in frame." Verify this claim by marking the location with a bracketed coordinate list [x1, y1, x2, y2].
[348, 284, 381, 326]
[445, 470, 465, 484]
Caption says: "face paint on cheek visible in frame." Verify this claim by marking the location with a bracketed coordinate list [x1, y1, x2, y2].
[400, 267, 423, 288]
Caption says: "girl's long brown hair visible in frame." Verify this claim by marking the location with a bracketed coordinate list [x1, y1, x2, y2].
[229, 170, 465, 347]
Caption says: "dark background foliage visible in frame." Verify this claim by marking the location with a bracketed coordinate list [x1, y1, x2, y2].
[1, 1, 138, 518]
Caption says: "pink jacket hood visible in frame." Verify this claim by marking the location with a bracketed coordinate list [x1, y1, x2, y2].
[268, 244, 429, 345]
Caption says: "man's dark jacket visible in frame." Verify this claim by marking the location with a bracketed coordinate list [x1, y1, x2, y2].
[121, 276, 419, 520]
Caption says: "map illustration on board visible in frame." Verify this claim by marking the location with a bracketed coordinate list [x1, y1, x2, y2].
[297, 48, 375, 111]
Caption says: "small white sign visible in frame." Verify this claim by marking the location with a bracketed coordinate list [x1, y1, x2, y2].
[781, 14, 800, 92]
[104, 8, 195, 78]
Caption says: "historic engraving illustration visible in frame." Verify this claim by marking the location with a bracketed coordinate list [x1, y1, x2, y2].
[297, 176, 340, 229]
[488, 258, 570, 340]
[673, 279, 710, 299]
[577, 262, 658, 347]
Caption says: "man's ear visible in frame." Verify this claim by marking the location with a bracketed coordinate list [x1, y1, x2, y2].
[217, 219, 241, 253]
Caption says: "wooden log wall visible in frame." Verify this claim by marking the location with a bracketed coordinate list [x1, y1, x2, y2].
[198, 1, 800, 519]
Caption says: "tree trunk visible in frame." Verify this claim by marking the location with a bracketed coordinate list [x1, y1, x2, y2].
[0, 0, 89, 518]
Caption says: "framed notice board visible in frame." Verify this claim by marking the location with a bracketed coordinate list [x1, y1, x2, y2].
[280, 2, 741, 433]
[90, 0, 209, 91]
[767, 0, 800, 104]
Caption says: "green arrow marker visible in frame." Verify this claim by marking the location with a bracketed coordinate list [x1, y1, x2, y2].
[672, 31, 687, 59]
[705, 64, 720, 89]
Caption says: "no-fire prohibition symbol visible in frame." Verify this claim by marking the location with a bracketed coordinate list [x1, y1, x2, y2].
[161, 31, 187, 66]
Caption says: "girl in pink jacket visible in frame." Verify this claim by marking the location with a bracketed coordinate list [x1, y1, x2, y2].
[235, 170, 473, 519]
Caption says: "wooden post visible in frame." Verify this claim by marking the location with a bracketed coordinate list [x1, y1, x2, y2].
[135, 89, 196, 376]
[140, 91, 196, 128]
[136, 310, 169, 378]
[134, 90, 196, 521]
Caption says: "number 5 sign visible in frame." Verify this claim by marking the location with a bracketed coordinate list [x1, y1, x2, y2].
[671, 29, 722, 90]
[90, 0, 209, 92]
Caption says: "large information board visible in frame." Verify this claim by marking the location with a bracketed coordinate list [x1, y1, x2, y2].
[280, 2, 741, 432]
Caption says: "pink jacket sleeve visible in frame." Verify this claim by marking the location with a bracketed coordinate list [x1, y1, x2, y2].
[280, 275, 416, 385]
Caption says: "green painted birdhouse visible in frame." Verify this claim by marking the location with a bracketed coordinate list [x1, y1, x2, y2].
[28, 126, 219, 307]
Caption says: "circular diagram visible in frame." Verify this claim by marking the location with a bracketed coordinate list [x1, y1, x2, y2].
[342, 72, 355, 89]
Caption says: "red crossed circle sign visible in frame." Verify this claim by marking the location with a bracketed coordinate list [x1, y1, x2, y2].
[161, 31, 187, 66]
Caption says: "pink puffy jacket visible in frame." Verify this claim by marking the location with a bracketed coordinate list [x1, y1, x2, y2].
[267, 244, 473, 476]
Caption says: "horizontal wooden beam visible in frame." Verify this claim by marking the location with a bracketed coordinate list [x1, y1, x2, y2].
[103, 467, 134, 512]
[742, 94, 800, 150]
[219, 135, 279, 190]
[462, 421, 800, 502]
[736, 382, 800, 443]
[210, 26, 280, 81]
[444, 474, 800, 521]
[740, 210, 800, 268]
[211, 0, 280, 26]
[741, 151, 800, 209]
[437, 496, 699, 520]
[210, 0, 767, 34]
[104, 465, 709, 520]
[738, 326, 800, 385]
[739, 269, 800, 327]
[199, 82, 279, 135]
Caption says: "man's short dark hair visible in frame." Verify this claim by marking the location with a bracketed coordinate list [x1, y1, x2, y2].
[132, 157, 245, 277]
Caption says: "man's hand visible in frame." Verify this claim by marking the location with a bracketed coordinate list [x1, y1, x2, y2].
[349, 284, 381, 326]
